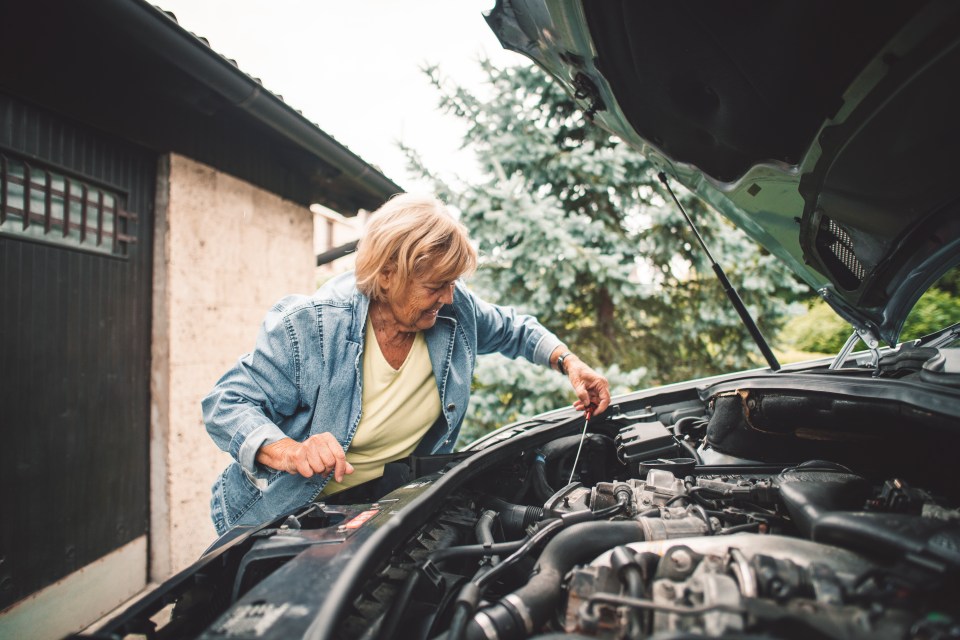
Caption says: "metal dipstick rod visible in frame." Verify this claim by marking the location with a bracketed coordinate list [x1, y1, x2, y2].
[568, 407, 593, 485]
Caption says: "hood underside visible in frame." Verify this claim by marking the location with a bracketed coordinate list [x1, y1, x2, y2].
[487, 0, 960, 345]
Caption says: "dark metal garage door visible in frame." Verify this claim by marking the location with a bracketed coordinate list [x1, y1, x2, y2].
[0, 94, 154, 611]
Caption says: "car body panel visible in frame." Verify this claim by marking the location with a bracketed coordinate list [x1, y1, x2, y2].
[485, 0, 960, 344]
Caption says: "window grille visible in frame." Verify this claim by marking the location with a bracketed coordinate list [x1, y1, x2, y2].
[0, 152, 136, 257]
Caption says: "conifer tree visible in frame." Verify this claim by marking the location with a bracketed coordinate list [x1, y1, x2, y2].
[405, 60, 805, 440]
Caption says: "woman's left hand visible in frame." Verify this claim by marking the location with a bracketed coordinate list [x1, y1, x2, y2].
[563, 355, 611, 417]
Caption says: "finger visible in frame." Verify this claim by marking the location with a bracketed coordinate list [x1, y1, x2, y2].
[572, 400, 597, 417]
[592, 383, 612, 416]
[332, 450, 347, 484]
[317, 446, 337, 477]
[283, 444, 307, 476]
[308, 434, 341, 476]
[317, 434, 348, 482]
[304, 442, 326, 474]
[593, 396, 610, 416]
[295, 453, 314, 478]
[572, 380, 592, 409]
[344, 461, 355, 475]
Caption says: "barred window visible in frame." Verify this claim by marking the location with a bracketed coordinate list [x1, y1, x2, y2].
[0, 152, 136, 257]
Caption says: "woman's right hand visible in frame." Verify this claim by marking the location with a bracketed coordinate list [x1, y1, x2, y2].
[256, 433, 354, 482]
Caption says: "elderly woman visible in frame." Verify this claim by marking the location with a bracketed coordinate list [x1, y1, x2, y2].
[203, 194, 610, 534]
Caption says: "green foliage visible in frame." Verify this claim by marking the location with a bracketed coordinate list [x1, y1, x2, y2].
[902, 288, 960, 340]
[929, 268, 960, 297]
[406, 60, 806, 440]
[778, 300, 851, 355]
[780, 277, 960, 355]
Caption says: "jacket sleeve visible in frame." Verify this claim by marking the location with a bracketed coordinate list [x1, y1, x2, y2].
[201, 296, 306, 479]
[469, 287, 563, 367]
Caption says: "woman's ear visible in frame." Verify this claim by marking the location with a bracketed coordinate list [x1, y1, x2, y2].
[378, 267, 394, 294]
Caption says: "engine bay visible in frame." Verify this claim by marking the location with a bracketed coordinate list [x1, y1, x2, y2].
[86, 366, 960, 640]
[321, 375, 960, 640]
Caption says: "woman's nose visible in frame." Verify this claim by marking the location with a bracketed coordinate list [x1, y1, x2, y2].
[439, 283, 455, 304]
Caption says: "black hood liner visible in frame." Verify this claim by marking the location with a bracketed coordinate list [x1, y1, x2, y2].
[583, 1, 921, 183]
[798, 22, 960, 308]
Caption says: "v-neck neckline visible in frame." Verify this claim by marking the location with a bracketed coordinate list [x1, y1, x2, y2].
[368, 315, 416, 372]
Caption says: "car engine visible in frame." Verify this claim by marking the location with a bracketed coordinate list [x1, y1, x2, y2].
[321, 383, 960, 640]
[85, 363, 960, 640]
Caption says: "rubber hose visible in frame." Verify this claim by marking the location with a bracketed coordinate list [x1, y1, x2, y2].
[484, 497, 545, 538]
[672, 416, 704, 436]
[679, 439, 703, 465]
[539, 434, 589, 458]
[531, 461, 555, 504]
[429, 540, 525, 564]
[445, 582, 481, 640]
[475, 510, 500, 566]
[444, 601, 472, 640]
[463, 521, 646, 640]
[622, 566, 644, 637]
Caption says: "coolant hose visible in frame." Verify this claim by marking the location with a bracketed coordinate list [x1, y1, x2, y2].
[484, 497, 545, 538]
[475, 510, 501, 566]
[429, 540, 525, 564]
[464, 521, 646, 640]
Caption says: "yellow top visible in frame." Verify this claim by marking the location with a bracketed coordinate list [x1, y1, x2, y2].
[321, 316, 440, 496]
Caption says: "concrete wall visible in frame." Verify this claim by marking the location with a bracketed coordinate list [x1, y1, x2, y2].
[151, 153, 316, 578]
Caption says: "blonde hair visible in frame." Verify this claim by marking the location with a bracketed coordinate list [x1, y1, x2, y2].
[355, 193, 477, 301]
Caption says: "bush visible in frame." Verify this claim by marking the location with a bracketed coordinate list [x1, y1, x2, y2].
[780, 286, 960, 354]
[901, 288, 960, 341]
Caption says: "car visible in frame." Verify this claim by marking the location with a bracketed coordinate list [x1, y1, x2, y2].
[81, 1, 960, 639]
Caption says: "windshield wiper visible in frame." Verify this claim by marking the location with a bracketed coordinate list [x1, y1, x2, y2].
[657, 172, 781, 372]
[914, 321, 960, 350]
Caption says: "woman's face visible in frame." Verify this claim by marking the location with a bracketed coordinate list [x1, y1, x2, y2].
[381, 271, 456, 332]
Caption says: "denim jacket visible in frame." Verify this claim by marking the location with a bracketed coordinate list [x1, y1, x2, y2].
[203, 272, 562, 534]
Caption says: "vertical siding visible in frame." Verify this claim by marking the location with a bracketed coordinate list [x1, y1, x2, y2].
[0, 93, 155, 610]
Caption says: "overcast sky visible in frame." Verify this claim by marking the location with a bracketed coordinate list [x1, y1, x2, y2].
[155, 0, 524, 194]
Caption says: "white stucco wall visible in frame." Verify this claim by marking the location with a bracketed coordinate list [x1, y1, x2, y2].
[151, 153, 315, 577]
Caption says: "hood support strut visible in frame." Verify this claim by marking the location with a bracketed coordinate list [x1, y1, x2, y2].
[657, 172, 781, 372]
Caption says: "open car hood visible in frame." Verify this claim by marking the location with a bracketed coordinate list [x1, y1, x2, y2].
[486, 0, 960, 346]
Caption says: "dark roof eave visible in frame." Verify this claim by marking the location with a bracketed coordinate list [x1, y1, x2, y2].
[110, 0, 403, 212]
